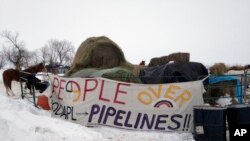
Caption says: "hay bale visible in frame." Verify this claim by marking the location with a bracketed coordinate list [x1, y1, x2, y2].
[148, 52, 190, 67]
[69, 68, 99, 78]
[65, 36, 133, 76]
[148, 56, 169, 67]
[209, 63, 227, 75]
[168, 52, 190, 63]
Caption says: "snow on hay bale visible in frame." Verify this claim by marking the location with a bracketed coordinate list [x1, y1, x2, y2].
[65, 36, 141, 83]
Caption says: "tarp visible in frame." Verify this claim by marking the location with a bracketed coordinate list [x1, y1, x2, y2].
[69, 67, 141, 83]
[209, 76, 242, 103]
[139, 62, 208, 85]
[50, 75, 205, 132]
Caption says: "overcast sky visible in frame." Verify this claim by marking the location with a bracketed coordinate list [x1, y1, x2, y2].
[0, 0, 249, 66]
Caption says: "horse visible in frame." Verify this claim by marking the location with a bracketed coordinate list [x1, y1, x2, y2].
[139, 60, 146, 66]
[2, 63, 45, 96]
[206, 63, 250, 105]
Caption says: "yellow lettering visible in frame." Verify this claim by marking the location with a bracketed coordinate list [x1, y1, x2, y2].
[137, 91, 153, 105]
[175, 90, 192, 107]
[148, 84, 163, 98]
[73, 90, 80, 102]
[164, 85, 181, 100]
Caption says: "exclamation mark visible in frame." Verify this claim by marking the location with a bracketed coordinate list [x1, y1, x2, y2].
[186, 114, 191, 131]
[182, 114, 188, 131]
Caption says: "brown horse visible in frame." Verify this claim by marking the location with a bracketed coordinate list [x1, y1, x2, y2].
[2, 63, 45, 96]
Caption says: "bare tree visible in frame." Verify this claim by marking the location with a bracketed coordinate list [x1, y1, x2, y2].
[55, 40, 75, 66]
[41, 39, 75, 66]
[22, 50, 42, 68]
[0, 50, 6, 69]
[0, 30, 27, 70]
[40, 45, 49, 63]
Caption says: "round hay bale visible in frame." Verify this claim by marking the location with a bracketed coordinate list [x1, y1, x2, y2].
[65, 36, 132, 76]
[69, 68, 99, 78]
[209, 63, 227, 75]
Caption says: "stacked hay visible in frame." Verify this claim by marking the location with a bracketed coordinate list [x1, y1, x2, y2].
[168, 52, 190, 63]
[148, 52, 190, 67]
[65, 36, 141, 83]
[209, 63, 250, 75]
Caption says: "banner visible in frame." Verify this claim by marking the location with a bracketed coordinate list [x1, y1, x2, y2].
[51, 75, 205, 132]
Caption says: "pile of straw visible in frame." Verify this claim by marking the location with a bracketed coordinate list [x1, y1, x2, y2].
[65, 36, 135, 76]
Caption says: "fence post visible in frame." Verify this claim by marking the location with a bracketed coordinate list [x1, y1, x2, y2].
[243, 70, 248, 102]
[31, 73, 37, 107]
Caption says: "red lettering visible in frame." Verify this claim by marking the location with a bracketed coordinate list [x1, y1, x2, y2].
[58, 79, 66, 100]
[83, 79, 98, 101]
[114, 83, 130, 105]
[52, 77, 59, 92]
[99, 80, 110, 102]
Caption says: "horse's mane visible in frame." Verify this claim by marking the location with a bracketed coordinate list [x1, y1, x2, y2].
[23, 63, 44, 73]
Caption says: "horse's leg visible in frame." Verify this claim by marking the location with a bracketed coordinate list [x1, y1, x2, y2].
[5, 87, 11, 96]
[229, 87, 237, 104]
[7, 80, 16, 96]
[3, 76, 10, 96]
[9, 89, 16, 97]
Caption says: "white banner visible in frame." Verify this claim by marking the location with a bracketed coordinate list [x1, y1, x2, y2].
[51, 75, 205, 132]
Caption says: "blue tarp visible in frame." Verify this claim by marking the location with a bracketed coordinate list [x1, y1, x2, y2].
[209, 75, 242, 103]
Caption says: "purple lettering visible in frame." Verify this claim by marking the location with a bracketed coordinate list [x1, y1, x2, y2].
[140, 114, 156, 129]
[98, 105, 106, 123]
[103, 106, 116, 124]
[88, 104, 100, 122]
[114, 110, 126, 126]
[124, 111, 133, 128]
[168, 114, 182, 130]
[134, 113, 142, 129]
[155, 115, 168, 130]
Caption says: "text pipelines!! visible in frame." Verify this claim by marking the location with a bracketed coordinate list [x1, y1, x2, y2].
[87, 104, 192, 131]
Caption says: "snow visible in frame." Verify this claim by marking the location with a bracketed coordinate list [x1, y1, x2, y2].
[0, 69, 194, 141]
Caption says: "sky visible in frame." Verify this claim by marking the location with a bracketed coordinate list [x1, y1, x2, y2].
[0, 0, 250, 66]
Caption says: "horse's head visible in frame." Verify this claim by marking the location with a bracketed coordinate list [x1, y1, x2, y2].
[36, 62, 46, 72]
[139, 61, 145, 66]
[24, 62, 46, 73]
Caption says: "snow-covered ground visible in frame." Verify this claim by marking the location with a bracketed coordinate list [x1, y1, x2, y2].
[0, 69, 194, 141]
